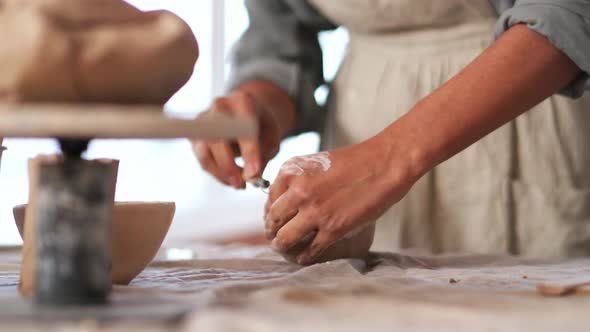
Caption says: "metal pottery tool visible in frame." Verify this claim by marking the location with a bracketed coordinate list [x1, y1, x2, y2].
[245, 176, 270, 189]
[0, 103, 256, 306]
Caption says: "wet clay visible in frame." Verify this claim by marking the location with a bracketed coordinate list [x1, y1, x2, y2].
[281, 223, 376, 265]
[0, 0, 198, 104]
[280, 152, 332, 176]
[277, 152, 375, 264]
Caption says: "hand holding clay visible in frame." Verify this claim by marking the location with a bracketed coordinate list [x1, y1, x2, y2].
[265, 137, 420, 265]
[193, 81, 295, 189]
[0, 0, 198, 104]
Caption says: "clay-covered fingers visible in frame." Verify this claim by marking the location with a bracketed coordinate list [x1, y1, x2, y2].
[294, 233, 334, 265]
[271, 214, 318, 254]
[264, 173, 290, 215]
[264, 190, 304, 239]
[263, 173, 292, 237]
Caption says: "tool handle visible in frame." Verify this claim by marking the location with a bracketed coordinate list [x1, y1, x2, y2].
[0, 104, 257, 140]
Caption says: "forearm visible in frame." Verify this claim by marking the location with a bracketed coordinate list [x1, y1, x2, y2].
[379, 25, 581, 180]
[237, 80, 297, 138]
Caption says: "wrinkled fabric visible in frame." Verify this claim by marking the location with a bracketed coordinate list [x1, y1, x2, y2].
[0, 0, 198, 104]
[1, 244, 590, 331]
[227, 0, 590, 134]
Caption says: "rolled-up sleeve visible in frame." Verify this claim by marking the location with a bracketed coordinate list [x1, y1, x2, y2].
[226, 0, 336, 134]
[495, 0, 590, 98]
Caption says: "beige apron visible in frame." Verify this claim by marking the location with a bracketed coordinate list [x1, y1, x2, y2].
[309, 0, 590, 258]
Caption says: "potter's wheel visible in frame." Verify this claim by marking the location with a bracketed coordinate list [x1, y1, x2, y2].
[0, 103, 256, 140]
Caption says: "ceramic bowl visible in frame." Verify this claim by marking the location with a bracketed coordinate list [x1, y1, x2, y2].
[13, 201, 175, 285]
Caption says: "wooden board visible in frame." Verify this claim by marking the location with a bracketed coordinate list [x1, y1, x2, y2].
[0, 104, 256, 140]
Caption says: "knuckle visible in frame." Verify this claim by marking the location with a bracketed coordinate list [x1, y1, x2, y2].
[212, 98, 227, 111]
[272, 219, 286, 234]
[232, 89, 253, 106]
[290, 181, 311, 200]
[307, 199, 324, 215]
[211, 98, 225, 111]
[322, 220, 341, 237]
[271, 218, 286, 234]
[303, 206, 320, 224]
[194, 150, 213, 170]
[232, 89, 248, 99]
[275, 170, 292, 184]
[231, 91, 251, 107]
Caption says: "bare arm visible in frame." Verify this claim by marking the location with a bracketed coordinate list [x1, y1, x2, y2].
[266, 25, 584, 265]
[383, 25, 582, 180]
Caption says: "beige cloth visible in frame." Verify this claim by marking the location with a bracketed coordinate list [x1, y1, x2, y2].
[0, 0, 198, 104]
[2, 244, 590, 331]
[310, 0, 590, 258]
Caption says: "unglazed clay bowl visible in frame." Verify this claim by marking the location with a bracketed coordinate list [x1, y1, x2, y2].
[13, 201, 175, 285]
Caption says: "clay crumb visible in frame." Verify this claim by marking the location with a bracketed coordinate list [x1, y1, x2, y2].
[522, 275, 528, 279]
[449, 278, 459, 284]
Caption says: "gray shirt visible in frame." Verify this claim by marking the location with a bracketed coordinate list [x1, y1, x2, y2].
[227, 0, 590, 134]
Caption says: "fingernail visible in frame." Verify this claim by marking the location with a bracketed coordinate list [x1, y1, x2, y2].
[297, 256, 308, 265]
[229, 175, 241, 188]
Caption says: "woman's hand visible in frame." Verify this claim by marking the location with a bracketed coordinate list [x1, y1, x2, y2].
[264, 135, 424, 265]
[192, 80, 296, 188]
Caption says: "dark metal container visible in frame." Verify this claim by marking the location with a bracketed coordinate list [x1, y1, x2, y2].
[34, 158, 116, 305]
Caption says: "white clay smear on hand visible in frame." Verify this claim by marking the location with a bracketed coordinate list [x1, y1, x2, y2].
[280, 152, 331, 176]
